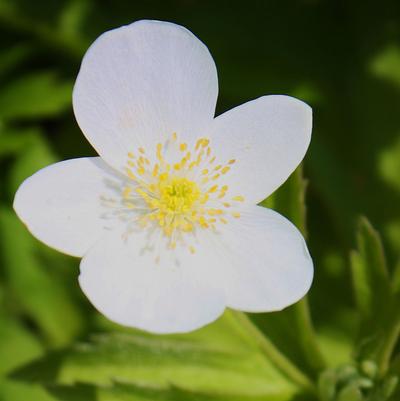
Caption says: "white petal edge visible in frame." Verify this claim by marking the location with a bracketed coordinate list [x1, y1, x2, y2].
[209, 95, 312, 204]
[79, 229, 226, 334]
[73, 20, 218, 173]
[13, 157, 122, 257]
[207, 205, 313, 312]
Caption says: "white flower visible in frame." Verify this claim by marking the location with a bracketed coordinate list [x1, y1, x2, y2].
[13, 20, 313, 334]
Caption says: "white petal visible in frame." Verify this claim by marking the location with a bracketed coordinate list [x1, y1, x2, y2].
[211, 205, 313, 312]
[73, 20, 218, 172]
[79, 230, 226, 334]
[13, 157, 121, 257]
[209, 95, 312, 204]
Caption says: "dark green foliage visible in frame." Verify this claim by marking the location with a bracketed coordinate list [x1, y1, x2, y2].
[1, 1, 400, 400]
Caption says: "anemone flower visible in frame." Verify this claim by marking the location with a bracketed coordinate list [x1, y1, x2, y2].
[14, 20, 313, 334]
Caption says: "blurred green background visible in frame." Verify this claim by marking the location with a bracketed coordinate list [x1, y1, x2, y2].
[1, 1, 400, 400]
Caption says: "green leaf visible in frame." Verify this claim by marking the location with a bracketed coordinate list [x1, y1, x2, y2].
[350, 217, 390, 320]
[0, 207, 84, 347]
[7, 130, 56, 195]
[58, 0, 91, 38]
[378, 135, 400, 193]
[350, 218, 400, 376]
[0, 45, 32, 79]
[0, 126, 42, 159]
[0, 379, 56, 401]
[391, 259, 400, 295]
[369, 44, 400, 88]
[0, 316, 43, 375]
[12, 315, 304, 400]
[381, 375, 399, 400]
[384, 219, 400, 255]
[318, 370, 337, 401]
[47, 382, 289, 401]
[0, 0, 86, 58]
[0, 310, 69, 401]
[0, 72, 72, 121]
[336, 384, 363, 401]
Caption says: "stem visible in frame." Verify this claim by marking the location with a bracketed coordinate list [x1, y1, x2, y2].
[232, 310, 316, 393]
[290, 167, 326, 374]
[292, 297, 326, 374]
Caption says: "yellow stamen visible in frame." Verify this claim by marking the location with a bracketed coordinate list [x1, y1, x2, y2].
[152, 164, 159, 177]
[126, 169, 137, 181]
[120, 136, 241, 252]
[201, 139, 210, 148]
[122, 187, 132, 198]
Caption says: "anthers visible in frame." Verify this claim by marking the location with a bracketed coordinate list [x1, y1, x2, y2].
[120, 132, 244, 251]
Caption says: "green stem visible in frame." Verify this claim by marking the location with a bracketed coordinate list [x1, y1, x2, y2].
[289, 167, 326, 374]
[292, 297, 326, 374]
[232, 310, 316, 393]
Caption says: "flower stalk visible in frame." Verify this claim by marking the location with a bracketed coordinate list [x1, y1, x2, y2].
[232, 310, 316, 393]
[271, 166, 326, 375]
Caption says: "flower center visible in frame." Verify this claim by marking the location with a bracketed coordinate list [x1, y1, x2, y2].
[134, 173, 209, 238]
[105, 132, 245, 252]
[158, 177, 201, 213]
